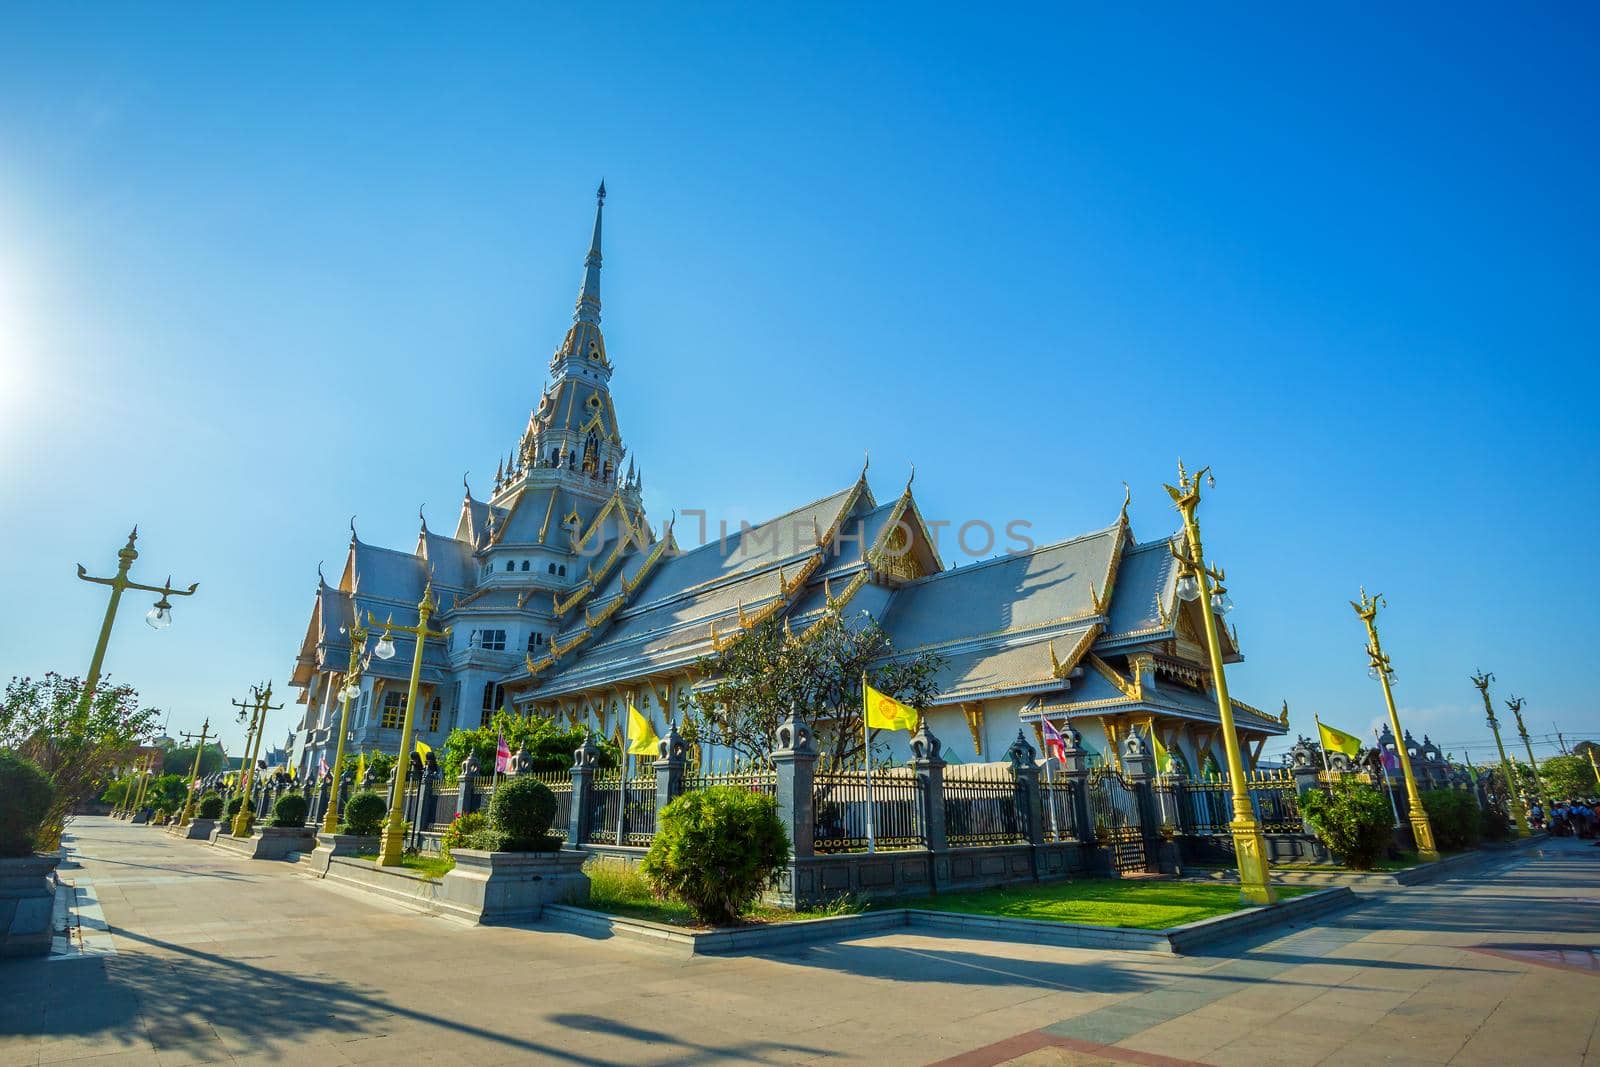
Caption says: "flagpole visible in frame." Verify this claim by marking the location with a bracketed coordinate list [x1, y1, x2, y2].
[616, 702, 628, 847]
[863, 673, 876, 854]
[1315, 714, 1335, 792]
[1374, 725, 1402, 828]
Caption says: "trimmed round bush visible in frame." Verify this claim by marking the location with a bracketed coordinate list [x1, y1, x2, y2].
[641, 786, 790, 926]
[197, 792, 224, 820]
[1300, 781, 1394, 869]
[0, 751, 55, 857]
[226, 794, 244, 817]
[440, 811, 487, 861]
[341, 790, 387, 836]
[269, 793, 308, 828]
[485, 776, 559, 851]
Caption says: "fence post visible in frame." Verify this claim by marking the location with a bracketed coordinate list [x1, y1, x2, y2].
[457, 753, 480, 817]
[1006, 730, 1045, 847]
[1121, 733, 1166, 873]
[772, 712, 817, 861]
[653, 724, 687, 819]
[512, 744, 533, 776]
[569, 736, 601, 846]
[1290, 760, 1321, 835]
[909, 719, 947, 852]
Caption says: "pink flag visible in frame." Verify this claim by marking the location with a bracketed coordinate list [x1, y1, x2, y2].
[318, 755, 329, 779]
[495, 732, 513, 774]
[1040, 718, 1068, 763]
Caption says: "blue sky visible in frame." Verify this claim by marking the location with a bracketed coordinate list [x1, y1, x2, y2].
[1, 5, 1595, 760]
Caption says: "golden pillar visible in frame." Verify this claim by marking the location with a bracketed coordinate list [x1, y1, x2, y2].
[1505, 696, 1543, 803]
[369, 583, 451, 866]
[322, 620, 369, 833]
[1471, 672, 1528, 836]
[1353, 590, 1437, 861]
[1165, 462, 1276, 905]
[176, 719, 211, 827]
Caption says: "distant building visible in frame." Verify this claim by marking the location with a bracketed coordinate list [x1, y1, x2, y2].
[287, 187, 1286, 776]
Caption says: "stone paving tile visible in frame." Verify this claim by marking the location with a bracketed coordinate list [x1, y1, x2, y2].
[22, 820, 1600, 1067]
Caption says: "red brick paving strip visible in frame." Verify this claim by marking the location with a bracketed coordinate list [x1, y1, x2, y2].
[927, 1029, 1207, 1067]
[1466, 944, 1600, 976]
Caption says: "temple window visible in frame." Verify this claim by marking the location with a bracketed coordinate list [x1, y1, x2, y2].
[527, 632, 545, 652]
[521, 560, 530, 571]
[504, 559, 515, 572]
[547, 563, 556, 574]
[428, 697, 442, 733]
[481, 682, 505, 727]
[558, 565, 567, 577]
[380, 692, 407, 730]
[476, 629, 506, 651]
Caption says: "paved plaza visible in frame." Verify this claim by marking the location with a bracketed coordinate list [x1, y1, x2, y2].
[1, 819, 1596, 1066]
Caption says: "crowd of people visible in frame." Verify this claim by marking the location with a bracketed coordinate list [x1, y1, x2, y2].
[1528, 798, 1598, 840]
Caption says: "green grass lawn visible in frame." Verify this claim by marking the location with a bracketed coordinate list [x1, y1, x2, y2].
[582, 859, 859, 929]
[892, 879, 1315, 930]
[351, 852, 456, 880]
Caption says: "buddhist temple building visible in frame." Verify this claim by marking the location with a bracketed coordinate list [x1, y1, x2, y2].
[286, 188, 1288, 777]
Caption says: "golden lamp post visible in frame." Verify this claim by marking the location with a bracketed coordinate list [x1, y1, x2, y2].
[1352, 589, 1438, 861]
[1504, 696, 1543, 803]
[1470, 672, 1529, 836]
[1164, 461, 1276, 905]
[368, 582, 451, 866]
[230, 684, 282, 837]
[129, 753, 155, 818]
[75, 527, 199, 713]
[322, 619, 370, 833]
[175, 719, 212, 827]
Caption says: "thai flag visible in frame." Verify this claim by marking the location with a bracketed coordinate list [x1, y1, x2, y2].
[317, 755, 329, 779]
[1041, 718, 1068, 763]
[1380, 748, 1400, 773]
[495, 731, 514, 774]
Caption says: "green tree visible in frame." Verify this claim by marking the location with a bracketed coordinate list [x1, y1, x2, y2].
[1, 673, 163, 849]
[642, 786, 790, 925]
[440, 709, 605, 780]
[163, 741, 228, 779]
[690, 610, 944, 767]
[1538, 754, 1598, 798]
[1300, 781, 1395, 869]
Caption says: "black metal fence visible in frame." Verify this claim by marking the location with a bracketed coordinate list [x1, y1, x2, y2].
[943, 765, 1026, 846]
[1039, 775, 1082, 843]
[584, 775, 622, 845]
[812, 768, 926, 853]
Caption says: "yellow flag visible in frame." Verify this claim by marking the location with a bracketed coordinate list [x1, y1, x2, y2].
[354, 751, 365, 782]
[627, 703, 660, 756]
[415, 737, 432, 761]
[288, 764, 297, 780]
[1317, 719, 1363, 759]
[1148, 726, 1171, 772]
[864, 681, 919, 732]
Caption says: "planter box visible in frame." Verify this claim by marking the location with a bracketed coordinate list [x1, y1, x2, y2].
[0, 853, 61, 958]
[299, 833, 380, 877]
[211, 825, 317, 861]
[179, 818, 217, 840]
[437, 849, 590, 925]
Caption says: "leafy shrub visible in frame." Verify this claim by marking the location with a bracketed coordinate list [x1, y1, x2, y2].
[197, 792, 224, 820]
[1480, 802, 1513, 842]
[341, 790, 386, 836]
[1299, 781, 1394, 870]
[270, 793, 308, 828]
[641, 786, 790, 925]
[440, 812, 487, 860]
[0, 750, 55, 857]
[1420, 789, 1481, 850]
[226, 794, 244, 817]
[441, 709, 610, 779]
[485, 776, 560, 851]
